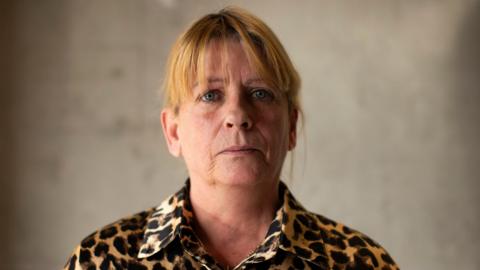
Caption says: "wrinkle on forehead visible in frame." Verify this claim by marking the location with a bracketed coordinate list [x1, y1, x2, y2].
[195, 39, 263, 89]
[194, 77, 266, 87]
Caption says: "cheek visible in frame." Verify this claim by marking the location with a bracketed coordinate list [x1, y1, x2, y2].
[178, 110, 218, 156]
[261, 110, 290, 148]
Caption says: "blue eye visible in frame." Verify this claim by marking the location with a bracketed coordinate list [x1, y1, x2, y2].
[251, 89, 273, 101]
[201, 90, 220, 102]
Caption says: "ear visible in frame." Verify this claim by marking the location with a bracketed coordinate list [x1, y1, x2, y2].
[161, 108, 181, 157]
[288, 109, 298, 151]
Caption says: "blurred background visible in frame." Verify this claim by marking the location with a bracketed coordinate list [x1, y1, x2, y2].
[1, 0, 479, 269]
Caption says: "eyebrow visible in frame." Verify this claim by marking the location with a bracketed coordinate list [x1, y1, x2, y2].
[207, 77, 224, 84]
[244, 78, 265, 85]
[193, 77, 265, 87]
[192, 77, 223, 87]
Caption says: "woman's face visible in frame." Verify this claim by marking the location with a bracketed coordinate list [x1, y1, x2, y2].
[162, 40, 297, 187]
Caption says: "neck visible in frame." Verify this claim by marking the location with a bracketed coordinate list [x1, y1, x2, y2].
[189, 178, 280, 267]
[190, 179, 279, 225]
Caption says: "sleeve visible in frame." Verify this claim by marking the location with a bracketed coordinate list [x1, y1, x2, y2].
[62, 231, 99, 270]
[62, 245, 81, 270]
[355, 235, 400, 270]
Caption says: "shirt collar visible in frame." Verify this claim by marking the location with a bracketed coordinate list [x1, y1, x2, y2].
[137, 182, 191, 258]
[277, 183, 330, 268]
[138, 180, 328, 268]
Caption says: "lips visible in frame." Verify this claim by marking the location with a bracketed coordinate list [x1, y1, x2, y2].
[217, 145, 260, 155]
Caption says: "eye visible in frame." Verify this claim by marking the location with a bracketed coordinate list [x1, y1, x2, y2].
[251, 88, 273, 101]
[200, 90, 221, 102]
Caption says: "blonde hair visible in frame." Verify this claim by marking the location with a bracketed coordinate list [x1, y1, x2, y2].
[163, 6, 302, 116]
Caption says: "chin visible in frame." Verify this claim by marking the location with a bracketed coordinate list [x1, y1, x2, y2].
[208, 154, 280, 187]
[214, 168, 261, 186]
[213, 162, 265, 187]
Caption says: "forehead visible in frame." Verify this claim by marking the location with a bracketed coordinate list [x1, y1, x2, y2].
[203, 40, 252, 73]
[192, 40, 269, 93]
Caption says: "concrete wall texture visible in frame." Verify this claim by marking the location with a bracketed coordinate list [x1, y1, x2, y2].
[1, 0, 479, 269]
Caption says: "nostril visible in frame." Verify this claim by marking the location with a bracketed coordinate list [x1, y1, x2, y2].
[224, 114, 252, 129]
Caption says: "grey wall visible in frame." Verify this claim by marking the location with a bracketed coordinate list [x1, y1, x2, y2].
[1, 0, 15, 268]
[1, 0, 479, 269]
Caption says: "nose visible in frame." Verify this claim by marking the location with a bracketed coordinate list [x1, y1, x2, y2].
[224, 98, 253, 130]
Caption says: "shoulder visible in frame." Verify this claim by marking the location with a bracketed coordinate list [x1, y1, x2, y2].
[289, 207, 399, 269]
[63, 207, 155, 270]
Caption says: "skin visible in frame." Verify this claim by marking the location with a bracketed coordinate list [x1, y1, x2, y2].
[161, 39, 298, 268]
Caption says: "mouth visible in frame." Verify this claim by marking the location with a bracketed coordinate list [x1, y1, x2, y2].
[218, 145, 260, 155]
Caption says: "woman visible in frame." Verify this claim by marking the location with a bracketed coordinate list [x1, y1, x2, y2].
[64, 7, 399, 270]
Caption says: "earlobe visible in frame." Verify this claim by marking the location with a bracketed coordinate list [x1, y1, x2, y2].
[288, 109, 298, 150]
[161, 108, 181, 157]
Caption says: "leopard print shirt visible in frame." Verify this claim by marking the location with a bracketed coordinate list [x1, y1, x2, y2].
[64, 181, 399, 270]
